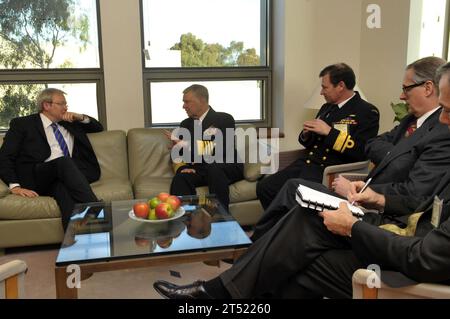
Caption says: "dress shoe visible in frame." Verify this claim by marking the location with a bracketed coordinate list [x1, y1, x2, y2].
[153, 280, 214, 299]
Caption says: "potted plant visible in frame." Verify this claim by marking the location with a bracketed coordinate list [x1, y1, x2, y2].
[390, 102, 409, 122]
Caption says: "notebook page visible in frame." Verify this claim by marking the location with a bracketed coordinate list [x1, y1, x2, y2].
[296, 184, 364, 217]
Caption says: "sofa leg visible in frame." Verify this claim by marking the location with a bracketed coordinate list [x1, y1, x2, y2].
[0, 248, 5, 256]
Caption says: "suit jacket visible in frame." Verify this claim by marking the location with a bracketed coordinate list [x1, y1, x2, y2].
[173, 107, 240, 173]
[0, 113, 103, 190]
[298, 92, 379, 167]
[351, 171, 450, 284]
[367, 109, 450, 197]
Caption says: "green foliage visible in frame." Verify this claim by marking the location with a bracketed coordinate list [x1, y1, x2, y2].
[390, 102, 409, 123]
[170, 33, 260, 67]
[0, 0, 90, 127]
[0, 84, 44, 129]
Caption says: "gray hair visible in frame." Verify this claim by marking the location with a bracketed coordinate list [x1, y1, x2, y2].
[435, 62, 450, 86]
[407, 57, 447, 91]
[183, 84, 209, 103]
[36, 88, 66, 112]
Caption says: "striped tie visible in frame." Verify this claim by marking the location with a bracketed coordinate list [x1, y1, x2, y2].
[50, 123, 70, 157]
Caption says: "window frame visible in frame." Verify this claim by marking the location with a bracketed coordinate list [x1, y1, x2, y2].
[444, 0, 450, 60]
[140, 0, 272, 128]
[0, 0, 106, 132]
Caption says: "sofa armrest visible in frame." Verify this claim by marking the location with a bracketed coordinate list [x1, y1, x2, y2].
[322, 160, 370, 189]
[0, 260, 28, 299]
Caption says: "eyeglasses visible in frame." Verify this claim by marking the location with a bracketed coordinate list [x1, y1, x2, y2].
[402, 81, 427, 94]
[50, 101, 68, 107]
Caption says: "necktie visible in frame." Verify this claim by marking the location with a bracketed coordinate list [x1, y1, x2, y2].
[404, 119, 417, 138]
[50, 123, 70, 157]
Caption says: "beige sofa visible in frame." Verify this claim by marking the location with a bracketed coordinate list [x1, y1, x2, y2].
[0, 128, 264, 250]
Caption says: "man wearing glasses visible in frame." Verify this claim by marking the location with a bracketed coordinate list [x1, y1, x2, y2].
[331, 56, 450, 200]
[0, 88, 103, 230]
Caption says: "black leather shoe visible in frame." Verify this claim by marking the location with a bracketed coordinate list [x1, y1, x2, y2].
[153, 280, 214, 299]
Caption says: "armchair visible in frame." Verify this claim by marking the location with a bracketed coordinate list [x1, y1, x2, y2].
[352, 269, 450, 299]
[0, 260, 27, 299]
[321, 160, 371, 189]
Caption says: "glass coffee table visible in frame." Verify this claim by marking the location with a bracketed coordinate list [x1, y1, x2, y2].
[55, 196, 252, 298]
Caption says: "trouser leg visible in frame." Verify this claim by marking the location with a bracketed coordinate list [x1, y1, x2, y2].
[35, 157, 98, 230]
[170, 171, 204, 196]
[220, 205, 351, 298]
[206, 163, 243, 209]
[275, 250, 365, 299]
[256, 160, 323, 210]
[252, 178, 333, 241]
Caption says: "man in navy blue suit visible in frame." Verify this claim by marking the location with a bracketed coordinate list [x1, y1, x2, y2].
[0, 88, 103, 229]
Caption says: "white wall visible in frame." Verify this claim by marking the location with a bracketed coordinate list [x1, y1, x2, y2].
[99, 0, 145, 131]
[277, 0, 363, 151]
[98, 0, 412, 146]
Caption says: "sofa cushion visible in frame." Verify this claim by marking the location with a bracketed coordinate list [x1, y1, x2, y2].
[133, 176, 172, 200]
[0, 194, 60, 220]
[91, 178, 134, 202]
[88, 130, 129, 181]
[127, 128, 174, 184]
[195, 179, 257, 204]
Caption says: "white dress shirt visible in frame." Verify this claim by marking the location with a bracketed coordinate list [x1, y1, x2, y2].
[40, 113, 74, 161]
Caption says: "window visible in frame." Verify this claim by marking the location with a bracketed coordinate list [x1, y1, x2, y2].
[141, 0, 271, 127]
[408, 0, 449, 61]
[0, 0, 104, 131]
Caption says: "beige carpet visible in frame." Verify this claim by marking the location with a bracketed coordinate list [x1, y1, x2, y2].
[0, 246, 231, 299]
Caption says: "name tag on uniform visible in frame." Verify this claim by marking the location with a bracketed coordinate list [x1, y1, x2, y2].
[431, 196, 444, 228]
[333, 123, 348, 133]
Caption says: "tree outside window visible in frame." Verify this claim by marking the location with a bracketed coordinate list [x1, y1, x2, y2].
[0, 0, 101, 130]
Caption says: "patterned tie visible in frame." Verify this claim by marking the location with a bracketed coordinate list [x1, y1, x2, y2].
[404, 119, 417, 138]
[50, 123, 70, 157]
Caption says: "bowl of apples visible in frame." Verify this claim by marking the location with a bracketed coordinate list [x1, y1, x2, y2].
[129, 192, 184, 223]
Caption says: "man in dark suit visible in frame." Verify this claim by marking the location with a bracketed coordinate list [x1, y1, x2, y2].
[257, 63, 379, 209]
[152, 62, 450, 299]
[168, 84, 243, 209]
[0, 88, 103, 230]
[253, 57, 449, 243]
[333, 57, 450, 198]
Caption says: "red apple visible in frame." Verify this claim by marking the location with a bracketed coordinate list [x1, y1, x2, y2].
[157, 192, 170, 202]
[166, 195, 181, 210]
[133, 202, 149, 219]
[155, 202, 173, 219]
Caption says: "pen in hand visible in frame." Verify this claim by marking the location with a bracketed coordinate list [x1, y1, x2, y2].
[350, 177, 372, 206]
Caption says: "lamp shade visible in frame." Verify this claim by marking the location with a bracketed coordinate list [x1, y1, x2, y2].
[303, 83, 367, 109]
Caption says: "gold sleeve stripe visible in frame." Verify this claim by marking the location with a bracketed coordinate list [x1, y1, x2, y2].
[172, 162, 188, 173]
[333, 131, 349, 152]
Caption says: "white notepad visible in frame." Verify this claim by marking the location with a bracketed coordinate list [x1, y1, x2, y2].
[296, 184, 365, 217]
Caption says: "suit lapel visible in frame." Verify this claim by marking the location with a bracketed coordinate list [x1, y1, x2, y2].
[201, 107, 216, 132]
[370, 110, 441, 178]
[33, 114, 48, 142]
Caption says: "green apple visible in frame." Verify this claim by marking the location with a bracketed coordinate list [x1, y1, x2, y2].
[148, 197, 161, 209]
[148, 208, 157, 220]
